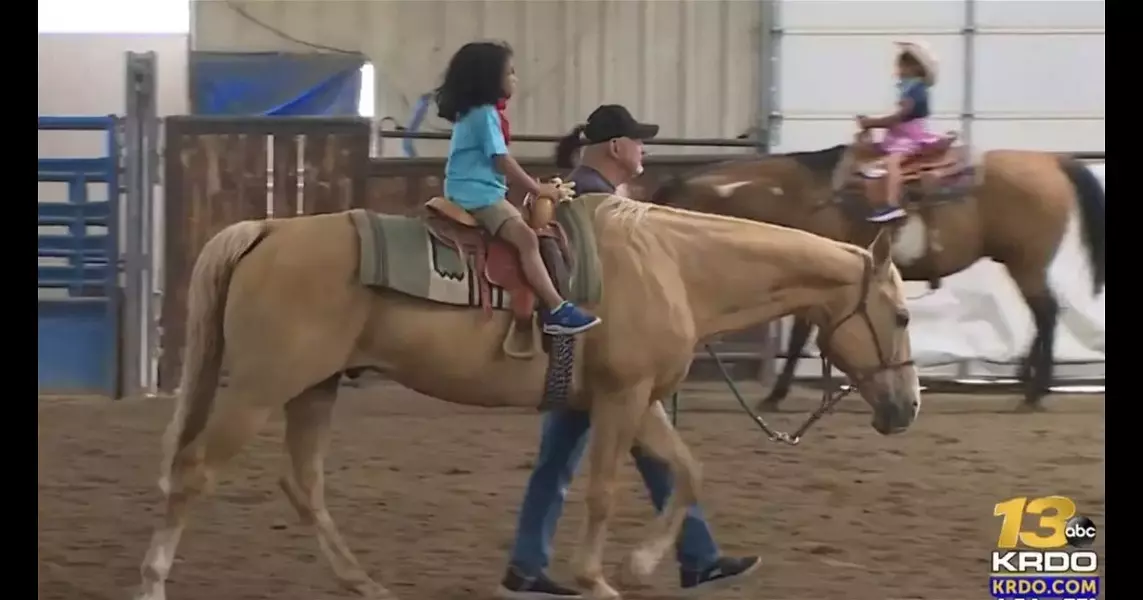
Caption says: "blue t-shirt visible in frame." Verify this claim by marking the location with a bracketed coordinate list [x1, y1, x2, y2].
[444, 104, 509, 209]
[898, 77, 931, 121]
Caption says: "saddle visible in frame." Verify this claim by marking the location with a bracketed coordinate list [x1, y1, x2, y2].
[849, 133, 972, 204]
[839, 132, 974, 292]
[423, 196, 572, 359]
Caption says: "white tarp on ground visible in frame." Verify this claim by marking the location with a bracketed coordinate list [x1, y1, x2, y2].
[786, 164, 1105, 382]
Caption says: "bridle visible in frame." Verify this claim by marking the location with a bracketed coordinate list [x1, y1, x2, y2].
[707, 256, 915, 445]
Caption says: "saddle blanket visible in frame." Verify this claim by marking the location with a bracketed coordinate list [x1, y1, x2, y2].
[348, 199, 603, 310]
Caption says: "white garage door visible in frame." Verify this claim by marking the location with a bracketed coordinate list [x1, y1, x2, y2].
[768, 0, 1105, 382]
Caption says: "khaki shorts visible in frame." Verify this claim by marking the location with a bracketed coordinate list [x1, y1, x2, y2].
[468, 199, 522, 236]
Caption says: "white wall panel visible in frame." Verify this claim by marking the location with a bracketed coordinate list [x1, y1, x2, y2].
[971, 35, 1103, 117]
[781, 0, 965, 30]
[773, 0, 1104, 153]
[191, 0, 764, 155]
[773, 1, 967, 152]
[973, 0, 1104, 29]
[778, 34, 965, 119]
[972, 120, 1104, 153]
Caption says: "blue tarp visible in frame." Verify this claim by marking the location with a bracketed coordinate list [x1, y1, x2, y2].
[191, 52, 365, 116]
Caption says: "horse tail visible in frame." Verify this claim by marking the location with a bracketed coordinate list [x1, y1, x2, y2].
[1057, 156, 1105, 295]
[158, 220, 269, 495]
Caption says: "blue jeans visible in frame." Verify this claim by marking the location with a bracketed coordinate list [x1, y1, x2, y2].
[509, 407, 720, 576]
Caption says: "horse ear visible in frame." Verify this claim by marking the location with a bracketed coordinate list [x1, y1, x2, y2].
[868, 229, 893, 273]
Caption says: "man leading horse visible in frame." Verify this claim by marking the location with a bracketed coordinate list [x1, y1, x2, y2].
[496, 104, 761, 600]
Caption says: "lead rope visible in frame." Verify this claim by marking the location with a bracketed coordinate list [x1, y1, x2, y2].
[700, 344, 853, 445]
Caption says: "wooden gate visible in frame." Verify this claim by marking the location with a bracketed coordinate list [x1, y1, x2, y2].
[159, 117, 370, 389]
[159, 117, 769, 390]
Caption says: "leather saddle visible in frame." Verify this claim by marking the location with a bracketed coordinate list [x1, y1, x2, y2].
[848, 133, 973, 205]
[423, 196, 573, 359]
[854, 134, 969, 181]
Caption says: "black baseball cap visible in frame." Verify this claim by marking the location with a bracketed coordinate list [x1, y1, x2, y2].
[583, 105, 659, 143]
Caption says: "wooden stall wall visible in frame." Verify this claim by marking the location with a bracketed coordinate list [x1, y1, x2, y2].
[160, 117, 370, 389]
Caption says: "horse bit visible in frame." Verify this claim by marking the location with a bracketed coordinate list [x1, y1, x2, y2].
[689, 257, 914, 446]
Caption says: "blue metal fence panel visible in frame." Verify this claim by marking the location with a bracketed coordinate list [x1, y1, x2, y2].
[38, 116, 120, 397]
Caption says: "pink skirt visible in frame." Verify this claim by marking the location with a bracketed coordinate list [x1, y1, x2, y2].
[880, 119, 942, 156]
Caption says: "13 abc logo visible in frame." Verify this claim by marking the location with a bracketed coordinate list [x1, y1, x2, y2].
[993, 496, 1098, 550]
[1065, 515, 1097, 548]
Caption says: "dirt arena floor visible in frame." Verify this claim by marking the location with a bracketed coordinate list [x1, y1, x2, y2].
[39, 381, 1104, 600]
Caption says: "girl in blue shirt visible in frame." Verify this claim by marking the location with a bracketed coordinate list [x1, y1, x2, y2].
[434, 41, 601, 336]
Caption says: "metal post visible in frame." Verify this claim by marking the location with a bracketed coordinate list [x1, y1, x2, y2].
[956, 0, 976, 382]
[141, 52, 160, 397]
[123, 51, 158, 398]
[759, 0, 782, 150]
[961, 0, 977, 147]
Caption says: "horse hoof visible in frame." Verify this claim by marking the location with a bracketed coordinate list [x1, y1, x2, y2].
[1014, 401, 1046, 414]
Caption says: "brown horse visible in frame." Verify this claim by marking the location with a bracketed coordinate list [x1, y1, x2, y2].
[134, 194, 920, 600]
[649, 142, 1105, 410]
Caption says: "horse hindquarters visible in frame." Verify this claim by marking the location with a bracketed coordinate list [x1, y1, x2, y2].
[137, 214, 387, 600]
[221, 213, 373, 401]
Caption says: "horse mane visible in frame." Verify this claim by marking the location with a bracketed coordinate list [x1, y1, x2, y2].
[594, 193, 868, 289]
[782, 145, 848, 177]
[595, 194, 655, 229]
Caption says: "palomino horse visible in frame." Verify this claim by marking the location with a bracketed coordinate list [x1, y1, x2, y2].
[134, 194, 920, 600]
[651, 137, 1105, 411]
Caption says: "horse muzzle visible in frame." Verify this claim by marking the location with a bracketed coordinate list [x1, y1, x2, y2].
[871, 390, 919, 435]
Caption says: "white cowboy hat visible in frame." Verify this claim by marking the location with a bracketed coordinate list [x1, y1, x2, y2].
[896, 40, 938, 86]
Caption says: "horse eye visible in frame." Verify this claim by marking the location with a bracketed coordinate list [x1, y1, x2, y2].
[896, 311, 910, 328]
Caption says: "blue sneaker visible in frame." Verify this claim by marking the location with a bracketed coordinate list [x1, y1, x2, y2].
[867, 206, 907, 223]
[542, 302, 601, 336]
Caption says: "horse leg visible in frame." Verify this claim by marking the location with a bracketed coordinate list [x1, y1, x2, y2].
[572, 383, 652, 600]
[1018, 292, 1059, 411]
[757, 318, 813, 411]
[1005, 258, 1058, 411]
[278, 375, 395, 599]
[135, 386, 273, 600]
[624, 402, 703, 582]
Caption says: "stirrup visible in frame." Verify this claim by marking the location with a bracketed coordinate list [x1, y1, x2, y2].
[502, 313, 540, 360]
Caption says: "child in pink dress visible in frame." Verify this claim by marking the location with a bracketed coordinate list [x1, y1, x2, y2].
[857, 41, 941, 223]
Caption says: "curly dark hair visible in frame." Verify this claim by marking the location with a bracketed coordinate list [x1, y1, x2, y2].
[435, 41, 513, 123]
